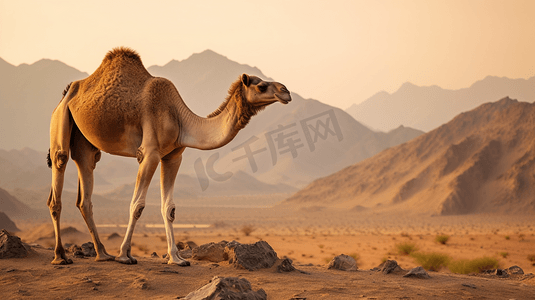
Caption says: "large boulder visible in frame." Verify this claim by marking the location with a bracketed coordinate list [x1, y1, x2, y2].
[225, 241, 278, 271]
[183, 276, 266, 300]
[327, 254, 357, 271]
[0, 229, 28, 258]
[192, 241, 228, 262]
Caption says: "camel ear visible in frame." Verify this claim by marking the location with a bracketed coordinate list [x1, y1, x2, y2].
[241, 74, 251, 87]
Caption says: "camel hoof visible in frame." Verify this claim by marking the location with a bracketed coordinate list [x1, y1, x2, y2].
[168, 259, 190, 267]
[95, 254, 115, 262]
[51, 258, 73, 265]
[115, 256, 136, 264]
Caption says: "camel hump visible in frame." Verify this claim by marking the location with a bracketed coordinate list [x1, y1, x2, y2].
[103, 47, 142, 64]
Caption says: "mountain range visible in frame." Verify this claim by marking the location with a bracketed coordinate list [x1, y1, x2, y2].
[346, 76, 535, 132]
[284, 97, 535, 215]
[0, 50, 422, 199]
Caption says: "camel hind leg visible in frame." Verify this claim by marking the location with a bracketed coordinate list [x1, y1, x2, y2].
[71, 125, 115, 262]
[47, 96, 73, 265]
[160, 148, 189, 266]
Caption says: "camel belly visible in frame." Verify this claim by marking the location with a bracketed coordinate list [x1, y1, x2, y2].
[70, 110, 142, 157]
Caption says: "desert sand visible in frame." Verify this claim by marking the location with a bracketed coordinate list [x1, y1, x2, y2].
[2, 207, 535, 299]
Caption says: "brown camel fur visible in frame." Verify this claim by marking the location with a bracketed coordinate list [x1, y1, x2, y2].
[47, 47, 291, 265]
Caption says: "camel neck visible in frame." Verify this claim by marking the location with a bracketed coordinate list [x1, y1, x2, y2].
[178, 94, 241, 150]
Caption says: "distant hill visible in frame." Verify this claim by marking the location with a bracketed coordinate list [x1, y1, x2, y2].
[0, 187, 32, 218]
[0, 50, 423, 196]
[346, 76, 535, 132]
[0, 58, 87, 150]
[284, 97, 535, 216]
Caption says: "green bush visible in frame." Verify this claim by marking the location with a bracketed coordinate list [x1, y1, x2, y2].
[528, 254, 535, 262]
[448, 257, 499, 274]
[411, 252, 451, 271]
[435, 234, 450, 245]
[395, 242, 418, 255]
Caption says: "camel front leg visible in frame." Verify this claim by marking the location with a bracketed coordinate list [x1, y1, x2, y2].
[160, 148, 190, 266]
[116, 148, 160, 264]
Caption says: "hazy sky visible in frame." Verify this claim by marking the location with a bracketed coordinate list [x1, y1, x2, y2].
[1, 0, 534, 110]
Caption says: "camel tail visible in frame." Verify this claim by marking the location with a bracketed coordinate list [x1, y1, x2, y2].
[47, 149, 52, 168]
[47, 82, 74, 169]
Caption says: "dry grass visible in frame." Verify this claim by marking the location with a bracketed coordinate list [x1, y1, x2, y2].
[435, 234, 450, 245]
[411, 252, 451, 271]
[395, 242, 418, 255]
[448, 257, 500, 274]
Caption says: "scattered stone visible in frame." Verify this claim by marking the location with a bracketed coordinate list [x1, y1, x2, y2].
[66, 244, 85, 258]
[176, 241, 187, 250]
[462, 283, 477, 289]
[403, 266, 431, 279]
[494, 269, 509, 278]
[508, 265, 524, 275]
[186, 241, 198, 249]
[151, 252, 159, 258]
[192, 242, 228, 262]
[107, 232, 121, 240]
[183, 276, 267, 300]
[159, 268, 179, 274]
[225, 241, 278, 271]
[81, 242, 97, 257]
[277, 258, 297, 272]
[374, 260, 404, 274]
[6, 268, 15, 272]
[327, 254, 358, 271]
[179, 249, 192, 259]
[163, 253, 168, 259]
[0, 229, 28, 258]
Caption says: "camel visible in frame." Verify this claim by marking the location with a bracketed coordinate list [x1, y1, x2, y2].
[46, 47, 291, 265]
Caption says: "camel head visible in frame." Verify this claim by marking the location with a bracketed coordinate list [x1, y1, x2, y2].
[240, 74, 291, 107]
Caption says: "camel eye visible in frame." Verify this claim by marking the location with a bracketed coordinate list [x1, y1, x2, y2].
[257, 83, 268, 93]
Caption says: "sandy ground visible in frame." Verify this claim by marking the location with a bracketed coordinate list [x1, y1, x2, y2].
[3, 208, 535, 299]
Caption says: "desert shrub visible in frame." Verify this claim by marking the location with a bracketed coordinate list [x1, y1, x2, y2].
[499, 252, 509, 258]
[411, 252, 451, 271]
[396, 242, 418, 255]
[527, 254, 535, 262]
[448, 257, 499, 274]
[240, 224, 255, 236]
[505, 235, 510, 240]
[435, 234, 450, 245]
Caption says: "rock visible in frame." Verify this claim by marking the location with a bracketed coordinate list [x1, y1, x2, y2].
[179, 249, 192, 259]
[186, 241, 198, 249]
[462, 283, 476, 289]
[0, 229, 28, 259]
[403, 266, 431, 279]
[192, 242, 228, 262]
[66, 244, 85, 258]
[277, 258, 297, 272]
[151, 252, 159, 258]
[494, 269, 509, 278]
[176, 241, 187, 250]
[507, 265, 524, 275]
[327, 254, 357, 271]
[225, 241, 278, 271]
[81, 242, 97, 257]
[375, 260, 404, 274]
[183, 276, 267, 300]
